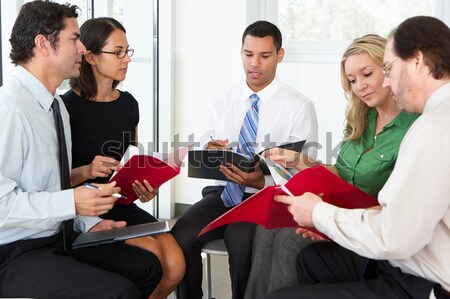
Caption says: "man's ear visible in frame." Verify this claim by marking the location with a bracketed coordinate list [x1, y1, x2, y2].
[277, 48, 285, 63]
[84, 51, 97, 65]
[413, 50, 426, 75]
[34, 34, 51, 56]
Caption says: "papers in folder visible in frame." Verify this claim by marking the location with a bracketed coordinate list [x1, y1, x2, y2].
[72, 221, 169, 249]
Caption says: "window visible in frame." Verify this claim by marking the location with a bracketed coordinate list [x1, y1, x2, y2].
[278, 0, 435, 41]
[250, 0, 447, 63]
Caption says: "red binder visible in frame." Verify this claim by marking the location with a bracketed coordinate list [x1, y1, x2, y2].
[109, 145, 192, 205]
[199, 165, 378, 238]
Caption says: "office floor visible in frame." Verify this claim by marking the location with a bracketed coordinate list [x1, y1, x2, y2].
[166, 219, 232, 299]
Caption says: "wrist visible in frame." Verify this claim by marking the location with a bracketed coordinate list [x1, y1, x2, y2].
[255, 176, 266, 189]
[297, 154, 320, 171]
[82, 165, 93, 180]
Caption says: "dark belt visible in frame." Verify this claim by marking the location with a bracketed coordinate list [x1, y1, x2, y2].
[434, 285, 450, 299]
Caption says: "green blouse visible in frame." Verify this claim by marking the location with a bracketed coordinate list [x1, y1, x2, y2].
[335, 108, 419, 198]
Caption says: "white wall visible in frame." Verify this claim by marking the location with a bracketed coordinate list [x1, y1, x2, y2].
[171, 0, 247, 205]
[277, 62, 346, 162]
[172, 0, 346, 206]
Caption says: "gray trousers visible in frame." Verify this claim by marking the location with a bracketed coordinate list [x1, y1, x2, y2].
[244, 226, 316, 299]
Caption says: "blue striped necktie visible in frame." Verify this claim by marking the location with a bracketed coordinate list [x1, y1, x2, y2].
[221, 93, 259, 207]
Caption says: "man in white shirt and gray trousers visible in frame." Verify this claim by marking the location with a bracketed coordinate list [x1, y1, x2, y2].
[270, 16, 449, 299]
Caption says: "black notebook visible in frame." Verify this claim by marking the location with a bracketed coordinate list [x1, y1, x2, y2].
[72, 221, 169, 249]
[188, 140, 305, 181]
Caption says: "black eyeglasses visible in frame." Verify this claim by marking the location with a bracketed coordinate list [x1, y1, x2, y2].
[381, 58, 399, 78]
[98, 48, 134, 59]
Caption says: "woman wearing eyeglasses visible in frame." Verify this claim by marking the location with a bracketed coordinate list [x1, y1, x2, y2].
[244, 34, 420, 299]
[62, 17, 185, 299]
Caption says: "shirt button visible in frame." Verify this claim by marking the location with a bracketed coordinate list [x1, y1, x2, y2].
[380, 154, 384, 158]
[374, 136, 377, 139]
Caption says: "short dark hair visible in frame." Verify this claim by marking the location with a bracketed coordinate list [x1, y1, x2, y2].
[9, 0, 80, 65]
[391, 16, 450, 80]
[70, 17, 126, 99]
[242, 20, 282, 53]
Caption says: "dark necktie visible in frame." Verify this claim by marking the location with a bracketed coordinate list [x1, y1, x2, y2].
[52, 98, 73, 252]
[220, 93, 259, 207]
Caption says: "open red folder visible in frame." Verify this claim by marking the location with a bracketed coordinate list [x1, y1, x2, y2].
[199, 165, 378, 237]
[109, 144, 192, 205]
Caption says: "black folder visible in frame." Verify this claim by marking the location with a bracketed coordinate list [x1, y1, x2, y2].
[72, 221, 169, 249]
[188, 140, 305, 181]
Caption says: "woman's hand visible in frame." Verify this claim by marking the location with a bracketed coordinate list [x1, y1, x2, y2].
[132, 180, 158, 203]
[84, 155, 121, 179]
[262, 148, 301, 168]
[262, 148, 318, 171]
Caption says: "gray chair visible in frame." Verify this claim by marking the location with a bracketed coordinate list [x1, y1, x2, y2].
[201, 239, 228, 299]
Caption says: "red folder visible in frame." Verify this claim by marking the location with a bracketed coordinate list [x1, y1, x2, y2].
[199, 165, 378, 237]
[109, 145, 192, 205]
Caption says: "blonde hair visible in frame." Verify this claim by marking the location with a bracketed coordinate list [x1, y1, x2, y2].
[340, 34, 387, 141]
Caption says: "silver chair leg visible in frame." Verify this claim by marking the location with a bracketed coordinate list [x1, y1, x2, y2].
[204, 252, 212, 299]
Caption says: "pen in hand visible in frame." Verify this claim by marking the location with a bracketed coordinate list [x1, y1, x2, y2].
[209, 136, 235, 151]
[83, 183, 127, 199]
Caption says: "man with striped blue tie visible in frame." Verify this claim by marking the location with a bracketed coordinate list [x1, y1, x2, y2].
[171, 20, 318, 299]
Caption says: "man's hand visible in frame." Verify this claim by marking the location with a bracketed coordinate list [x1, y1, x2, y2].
[207, 139, 229, 150]
[74, 182, 120, 216]
[88, 219, 127, 232]
[295, 227, 326, 241]
[219, 163, 265, 189]
[84, 155, 121, 179]
[274, 192, 323, 227]
[132, 180, 158, 203]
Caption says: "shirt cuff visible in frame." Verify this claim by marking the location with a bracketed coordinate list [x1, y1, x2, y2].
[74, 216, 102, 233]
[312, 201, 337, 237]
[244, 175, 273, 193]
[263, 175, 274, 188]
[51, 189, 76, 219]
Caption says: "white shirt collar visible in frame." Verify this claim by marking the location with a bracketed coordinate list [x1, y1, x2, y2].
[241, 77, 281, 104]
[423, 82, 450, 113]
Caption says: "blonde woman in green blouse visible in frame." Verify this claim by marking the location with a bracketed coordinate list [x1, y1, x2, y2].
[244, 34, 420, 299]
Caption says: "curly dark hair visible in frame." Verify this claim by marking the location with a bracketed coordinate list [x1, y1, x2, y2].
[9, 0, 80, 65]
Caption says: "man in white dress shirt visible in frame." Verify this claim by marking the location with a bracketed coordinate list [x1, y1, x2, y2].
[270, 15, 449, 299]
[171, 20, 318, 299]
[0, 1, 162, 298]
